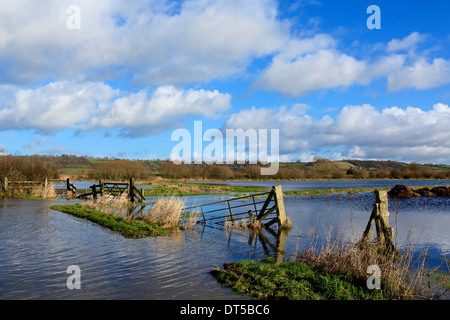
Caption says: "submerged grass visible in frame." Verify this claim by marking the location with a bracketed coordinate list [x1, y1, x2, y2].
[50, 204, 167, 238]
[137, 197, 185, 228]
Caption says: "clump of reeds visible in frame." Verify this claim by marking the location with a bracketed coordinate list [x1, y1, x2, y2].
[224, 217, 265, 232]
[141, 197, 185, 228]
[280, 217, 293, 230]
[64, 190, 77, 200]
[179, 209, 201, 231]
[31, 184, 57, 200]
[297, 226, 444, 299]
[224, 218, 251, 231]
[82, 195, 195, 230]
[249, 219, 262, 230]
[223, 216, 292, 232]
[84, 193, 129, 215]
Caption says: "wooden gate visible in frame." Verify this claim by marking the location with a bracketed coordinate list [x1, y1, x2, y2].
[181, 185, 287, 230]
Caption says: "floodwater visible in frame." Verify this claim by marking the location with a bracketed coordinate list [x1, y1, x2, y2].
[195, 179, 450, 191]
[0, 180, 449, 299]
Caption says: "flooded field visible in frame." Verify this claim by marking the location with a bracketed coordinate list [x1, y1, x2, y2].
[0, 180, 449, 299]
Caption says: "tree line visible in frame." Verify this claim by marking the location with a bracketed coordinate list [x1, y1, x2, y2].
[0, 156, 59, 181]
[1, 155, 449, 181]
[156, 159, 450, 180]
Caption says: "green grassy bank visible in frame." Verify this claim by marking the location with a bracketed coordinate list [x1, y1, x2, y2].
[211, 259, 386, 300]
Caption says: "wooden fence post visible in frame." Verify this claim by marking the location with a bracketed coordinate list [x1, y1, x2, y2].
[129, 178, 135, 202]
[273, 185, 287, 228]
[361, 190, 395, 252]
[3, 177, 8, 192]
[91, 184, 97, 200]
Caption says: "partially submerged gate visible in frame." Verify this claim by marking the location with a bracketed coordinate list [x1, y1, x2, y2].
[182, 185, 288, 230]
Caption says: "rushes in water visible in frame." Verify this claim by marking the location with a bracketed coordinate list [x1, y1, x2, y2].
[31, 184, 57, 199]
[223, 216, 292, 232]
[84, 193, 129, 216]
[224, 218, 262, 231]
[298, 224, 447, 299]
[140, 197, 186, 228]
[179, 208, 201, 231]
[82, 195, 192, 229]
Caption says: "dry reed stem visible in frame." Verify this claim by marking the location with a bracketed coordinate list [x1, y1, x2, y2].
[298, 224, 444, 299]
[180, 209, 201, 230]
[281, 217, 293, 230]
[224, 218, 262, 232]
[83, 193, 129, 216]
[82, 195, 196, 230]
[142, 197, 185, 228]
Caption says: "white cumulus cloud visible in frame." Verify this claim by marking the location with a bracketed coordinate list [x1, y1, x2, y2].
[0, 0, 288, 86]
[0, 81, 231, 136]
[254, 32, 450, 97]
[223, 103, 450, 163]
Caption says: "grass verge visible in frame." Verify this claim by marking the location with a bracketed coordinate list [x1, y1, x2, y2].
[50, 204, 167, 238]
[211, 258, 386, 300]
[212, 230, 449, 300]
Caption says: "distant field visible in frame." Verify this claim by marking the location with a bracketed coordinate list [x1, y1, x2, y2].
[58, 168, 90, 174]
[430, 165, 450, 171]
[333, 161, 358, 170]
[87, 158, 109, 165]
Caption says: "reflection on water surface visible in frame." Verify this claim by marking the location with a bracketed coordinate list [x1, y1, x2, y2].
[0, 182, 448, 299]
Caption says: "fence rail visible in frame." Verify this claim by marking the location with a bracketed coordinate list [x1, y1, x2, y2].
[2, 177, 49, 193]
[76, 178, 145, 203]
[50, 179, 77, 195]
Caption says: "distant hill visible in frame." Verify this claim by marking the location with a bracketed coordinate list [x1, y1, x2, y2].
[30, 154, 93, 169]
[340, 160, 407, 171]
[278, 159, 407, 171]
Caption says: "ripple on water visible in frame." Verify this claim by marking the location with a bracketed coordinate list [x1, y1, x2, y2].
[0, 193, 448, 299]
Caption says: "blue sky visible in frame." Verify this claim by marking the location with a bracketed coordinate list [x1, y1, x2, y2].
[1, 0, 450, 164]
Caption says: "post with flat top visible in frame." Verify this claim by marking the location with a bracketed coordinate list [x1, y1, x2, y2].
[129, 178, 135, 202]
[91, 184, 97, 200]
[361, 190, 395, 252]
[273, 185, 287, 228]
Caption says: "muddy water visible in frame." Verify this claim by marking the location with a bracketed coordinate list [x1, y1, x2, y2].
[0, 189, 449, 299]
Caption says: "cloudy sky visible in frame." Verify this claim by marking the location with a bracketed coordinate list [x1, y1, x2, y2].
[1, 0, 450, 164]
